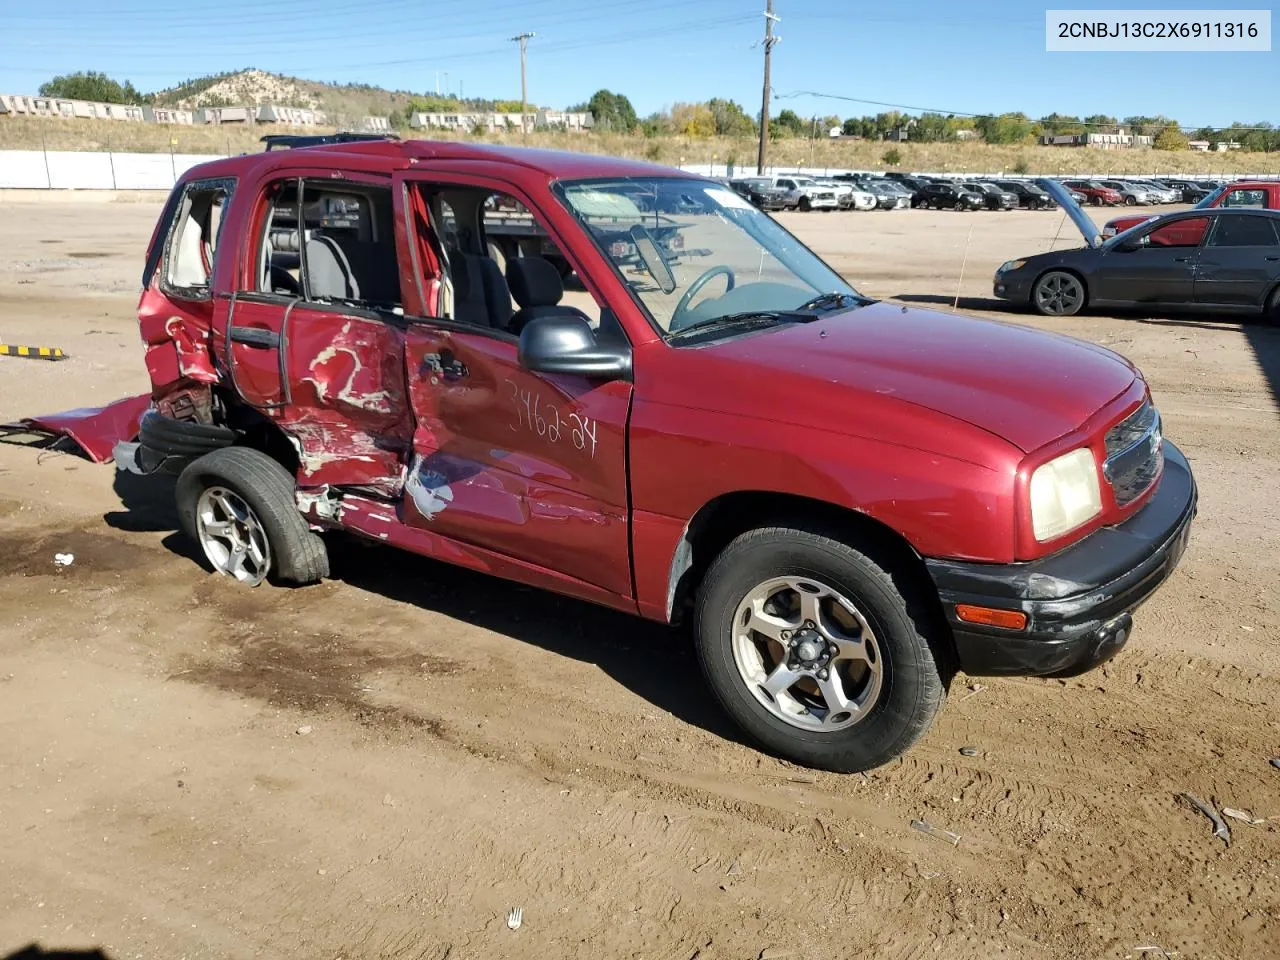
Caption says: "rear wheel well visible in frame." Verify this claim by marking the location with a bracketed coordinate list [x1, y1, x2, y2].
[668, 492, 951, 655]
[215, 389, 300, 476]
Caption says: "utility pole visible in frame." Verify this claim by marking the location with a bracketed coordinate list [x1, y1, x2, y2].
[756, 0, 780, 175]
[510, 32, 535, 143]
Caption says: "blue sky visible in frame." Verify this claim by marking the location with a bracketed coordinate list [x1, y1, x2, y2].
[2, 0, 1275, 125]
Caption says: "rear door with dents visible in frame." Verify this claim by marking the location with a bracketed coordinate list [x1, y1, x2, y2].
[219, 173, 412, 495]
[396, 172, 635, 599]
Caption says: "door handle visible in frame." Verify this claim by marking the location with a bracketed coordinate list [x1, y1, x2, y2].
[1173, 257, 1191, 262]
[1265, 256, 1280, 261]
[229, 325, 281, 349]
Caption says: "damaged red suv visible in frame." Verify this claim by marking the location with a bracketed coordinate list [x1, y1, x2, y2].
[90, 139, 1194, 771]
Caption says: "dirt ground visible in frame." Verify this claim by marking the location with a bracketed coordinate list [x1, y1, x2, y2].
[1, 194, 1277, 960]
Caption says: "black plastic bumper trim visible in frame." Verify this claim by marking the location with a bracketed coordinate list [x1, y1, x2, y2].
[925, 440, 1197, 677]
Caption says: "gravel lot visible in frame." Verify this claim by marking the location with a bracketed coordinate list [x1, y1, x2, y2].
[1, 195, 1277, 960]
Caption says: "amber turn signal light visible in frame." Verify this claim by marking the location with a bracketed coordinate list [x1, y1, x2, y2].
[955, 604, 1028, 631]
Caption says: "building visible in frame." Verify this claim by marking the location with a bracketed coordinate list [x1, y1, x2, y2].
[194, 106, 253, 125]
[1039, 130, 1153, 149]
[0, 94, 144, 121]
[360, 116, 392, 133]
[408, 109, 591, 132]
[255, 105, 327, 126]
[142, 106, 194, 124]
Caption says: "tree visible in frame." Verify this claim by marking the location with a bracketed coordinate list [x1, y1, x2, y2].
[640, 111, 673, 137]
[671, 102, 716, 138]
[1083, 114, 1118, 133]
[1037, 112, 1084, 135]
[974, 112, 1033, 144]
[1154, 125, 1189, 151]
[773, 109, 806, 137]
[882, 147, 902, 166]
[39, 71, 147, 105]
[585, 89, 638, 132]
[911, 112, 952, 142]
[841, 117, 861, 136]
[706, 98, 756, 137]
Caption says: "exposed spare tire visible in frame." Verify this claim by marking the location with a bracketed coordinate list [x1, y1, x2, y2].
[137, 410, 237, 473]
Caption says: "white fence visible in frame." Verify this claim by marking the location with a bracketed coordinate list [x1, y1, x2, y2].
[2, 150, 1276, 191]
[0, 150, 228, 190]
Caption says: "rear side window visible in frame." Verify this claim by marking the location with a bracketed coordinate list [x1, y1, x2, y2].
[1221, 189, 1267, 208]
[1207, 215, 1280, 247]
[163, 178, 235, 297]
[255, 178, 402, 310]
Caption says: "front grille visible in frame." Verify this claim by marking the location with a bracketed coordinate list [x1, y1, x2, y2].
[1103, 399, 1163, 505]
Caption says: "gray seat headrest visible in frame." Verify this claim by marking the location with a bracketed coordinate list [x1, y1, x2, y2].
[506, 257, 563, 309]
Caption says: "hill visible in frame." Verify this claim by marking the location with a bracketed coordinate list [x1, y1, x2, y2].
[148, 69, 525, 127]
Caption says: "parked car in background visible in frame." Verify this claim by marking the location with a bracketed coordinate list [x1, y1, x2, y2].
[729, 177, 790, 212]
[994, 180, 1280, 319]
[1102, 180, 1280, 237]
[1097, 180, 1156, 207]
[994, 180, 1057, 210]
[817, 179, 877, 211]
[964, 182, 1020, 210]
[915, 181, 984, 210]
[1061, 180, 1124, 206]
[67, 141, 1197, 774]
[1156, 179, 1215, 203]
[770, 176, 839, 211]
[861, 180, 912, 209]
[1130, 180, 1180, 204]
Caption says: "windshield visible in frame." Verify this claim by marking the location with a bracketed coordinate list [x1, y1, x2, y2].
[1194, 184, 1233, 208]
[556, 177, 858, 336]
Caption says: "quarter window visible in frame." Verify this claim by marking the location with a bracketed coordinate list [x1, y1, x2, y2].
[164, 178, 234, 296]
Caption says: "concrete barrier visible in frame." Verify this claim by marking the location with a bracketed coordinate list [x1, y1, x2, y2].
[0, 149, 228, 190]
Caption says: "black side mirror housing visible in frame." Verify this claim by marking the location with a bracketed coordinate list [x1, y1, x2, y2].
[518, 312, 632, 380]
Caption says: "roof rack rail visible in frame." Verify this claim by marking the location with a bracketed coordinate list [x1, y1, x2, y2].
[259, 132, 401, 152]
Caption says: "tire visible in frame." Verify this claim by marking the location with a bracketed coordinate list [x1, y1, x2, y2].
[1032, 269, 1086, 317]
[176, 446, 328, 586]
[139, 410, 236, 456]
[1266, 286, 1280, 324]
[799, 197, 812, 212]
[694, 525, 949, 772]
[1124, 195, 1137, 206]
[1091, 196, 1102, 206]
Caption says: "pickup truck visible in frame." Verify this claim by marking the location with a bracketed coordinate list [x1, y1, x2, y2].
[1103, 180, 1280, 238]
[40, 140, 1196, 773]
[767, 175, 840, 211]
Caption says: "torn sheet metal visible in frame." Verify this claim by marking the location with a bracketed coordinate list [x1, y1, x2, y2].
[10, 394, 150, 463]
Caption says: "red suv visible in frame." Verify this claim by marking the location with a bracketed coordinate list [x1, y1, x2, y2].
[31, 139, 1197, 772]
[1061, 180, 1124, 206]
[1103, 180, 1280, 238]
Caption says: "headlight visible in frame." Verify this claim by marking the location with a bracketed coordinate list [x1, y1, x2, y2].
[998, 260, 1026, 272]
[1029, 448, 1102, 541]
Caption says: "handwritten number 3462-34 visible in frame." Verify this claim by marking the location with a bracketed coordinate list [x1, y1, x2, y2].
[506, 381, 598, 458]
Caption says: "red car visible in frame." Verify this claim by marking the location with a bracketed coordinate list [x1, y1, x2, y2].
[26, 139, 1196, 772]
[1103, 180, 1280, 238]
[1061, 180, 1124, 206]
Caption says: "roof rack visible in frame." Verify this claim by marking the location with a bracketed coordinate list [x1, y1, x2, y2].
[259, 132, 401, 152]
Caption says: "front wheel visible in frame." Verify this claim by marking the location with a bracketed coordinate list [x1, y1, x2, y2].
[176, 446, 329, 587]
[1124, 195, 1137, 206]
[695, 526, 949, 772]
[799, 196, 812, 212]
[1032, 270, 1086, 317]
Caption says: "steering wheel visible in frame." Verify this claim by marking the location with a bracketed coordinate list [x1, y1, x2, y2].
[671, 266, 736, 329]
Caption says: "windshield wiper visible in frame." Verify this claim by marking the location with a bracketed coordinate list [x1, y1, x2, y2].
[667, 311, 801, 342]
[795, 291, 869, 312]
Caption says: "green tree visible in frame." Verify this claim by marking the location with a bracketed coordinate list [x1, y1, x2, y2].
[912, 112, 952, 142]
[706, 97, 756, 136]
[774, 108, 806, 137]
[39, 71, 147, 105]
[975, 112, 1033, 144]
[1154, 125, 1189, 150]
[584, 89, 638, 132]
[882, 147, 902, 166]
[1083, 114, 1118, 133]
[841, 117, 861, 136]
[1037, 112, 1083, 135]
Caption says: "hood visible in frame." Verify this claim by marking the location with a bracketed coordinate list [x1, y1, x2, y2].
[697, 302, 1137, 453]
[1037, 178, 1102, 248]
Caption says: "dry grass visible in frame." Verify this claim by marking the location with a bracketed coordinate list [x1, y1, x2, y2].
[2, 116, 1277, 176]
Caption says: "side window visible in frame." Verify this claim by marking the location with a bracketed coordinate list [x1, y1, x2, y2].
[1144, 217, 1209, 248]
[1222, 189, 1266, 208]
[255, 179, 402, 310]
[779, 179, 795, 189]
[164, 178, 234, 296]
[411, 185, 602, 334]
[1207, 215, 1280, 247]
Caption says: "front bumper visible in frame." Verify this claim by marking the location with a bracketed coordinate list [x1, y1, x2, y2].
[992, 270, 1034, 303]
[925, 441, 1197, 677]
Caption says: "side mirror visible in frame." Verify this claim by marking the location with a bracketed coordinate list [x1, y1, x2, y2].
[518, 312, 632, 380]
[1115, 237, 1147, 252]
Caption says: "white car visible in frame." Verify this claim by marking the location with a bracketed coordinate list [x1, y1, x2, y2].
[769, 176, 839, 211]
[817, 179, 877, 211]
